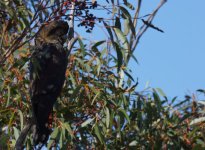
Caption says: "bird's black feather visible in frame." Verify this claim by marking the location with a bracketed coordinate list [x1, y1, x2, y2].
[29, 20, 69, 146]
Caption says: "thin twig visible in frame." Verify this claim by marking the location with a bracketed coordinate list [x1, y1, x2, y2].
[129, 0, 142, 48]
[133, 0, 167, 51]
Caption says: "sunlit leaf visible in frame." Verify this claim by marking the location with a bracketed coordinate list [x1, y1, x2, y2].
[18, 110, 23, 130]
[190, 117, 205, 125]
[63, 122, 73, 138]
[197, 100, 205, 106]
[81, 118, 95, 127]
[124, 18, 130, 35]
[6, 86, 11, 107]
[129, 140, 137, 146]
[113, 28, 130, 63]
[47, 127, 59, 149]
[155, 88, 166, 97]
[105, 107, 110, 128]
[78, 38, 86, 56]
[13, 127, 19, 140]
[59, 132, 63, 149]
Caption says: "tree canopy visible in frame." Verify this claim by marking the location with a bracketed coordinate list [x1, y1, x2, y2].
[0, 0, 205, 149]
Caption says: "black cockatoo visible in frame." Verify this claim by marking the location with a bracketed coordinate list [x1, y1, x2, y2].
[29, 20, 69, 145]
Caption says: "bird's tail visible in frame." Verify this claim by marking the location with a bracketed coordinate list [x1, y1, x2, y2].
[32, 123, 51, 146]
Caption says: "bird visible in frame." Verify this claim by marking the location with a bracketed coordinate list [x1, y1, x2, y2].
[29, 20, 69, 146]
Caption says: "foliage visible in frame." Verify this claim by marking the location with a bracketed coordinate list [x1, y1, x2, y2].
[0, 0, 205, 149]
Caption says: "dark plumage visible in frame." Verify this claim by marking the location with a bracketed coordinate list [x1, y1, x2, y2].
[29, 20, 69, 145]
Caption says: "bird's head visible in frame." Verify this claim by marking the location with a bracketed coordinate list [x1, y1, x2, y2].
[35, 20, 69, 45]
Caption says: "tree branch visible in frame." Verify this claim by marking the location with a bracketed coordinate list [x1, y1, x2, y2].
[15, 119, 34, 150]
[67, 2, 75, 56]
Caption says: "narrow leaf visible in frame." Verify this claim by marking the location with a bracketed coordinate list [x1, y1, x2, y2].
[190, 117, 205, 125]
[113, 28, 130, 63]
[105, 107, 110, 128]
[103, 21, 113, 41]
[6, 86, 11, 107]
[119, 6, 136, 37]
[18, 110, 24, 130]
[13, 127, 19, 140]
[156, 88, 167, 97]
[81, 118, 94, 127]
[118, 108, 130, 124]
[92, 40, 106, 49]
[115, 17, 121, 30]
[94, 125, 104, 144]
[113, 42, 123, 72]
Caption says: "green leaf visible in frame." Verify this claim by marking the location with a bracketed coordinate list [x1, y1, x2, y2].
[123, 1, 135, 10]
[94, 125, 104, 144]
[171, 96, 178, 104]
[81, 118, 94, 127]
[68, 72, 77, 89]
[124, 18, 130, 35]
[112, 42, 123, 72]
[129, 140, 137, 146]
[63, 122, 73, 138]
[76, 58, 90, 73]
[47, 127, 59, 149]
[61, 125, 66, 139]
[91, 91, 100, 105]
[119, 6, 132, 19]
[197, 100, 205, 106]
[155, 88, 166, 97]
[118, 108, 130, 124]
[190, 117, 205, 126]
[70, 85, 82, 101]
[100, 47, 107, 58]
[13, 127, 19, 140]
[124, 70, 134, 81]
[18, 110, 23, 130]
[59, 132, 63, 148]
[115, 17, 121, 30]
[92, 40, 106, 49]
[103, 21, 113, 41]
[119, 6, 136, 37]
[9, 112, 15, 129]
[118, 69, 124, 88]
[78, 38, 85, 56]
[6, 86, 11, 107]
[173, 99, 189, 108]
[197, 89, 205, 93]
[113, 28, 130, 63]
[50, 127, 59, 139]
[95, 57, 101, 76]
[105, 107, 110, 128]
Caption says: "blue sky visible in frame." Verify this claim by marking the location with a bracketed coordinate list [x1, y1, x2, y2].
[127, 0, 205, 99]
[79, 0, 205, 99]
